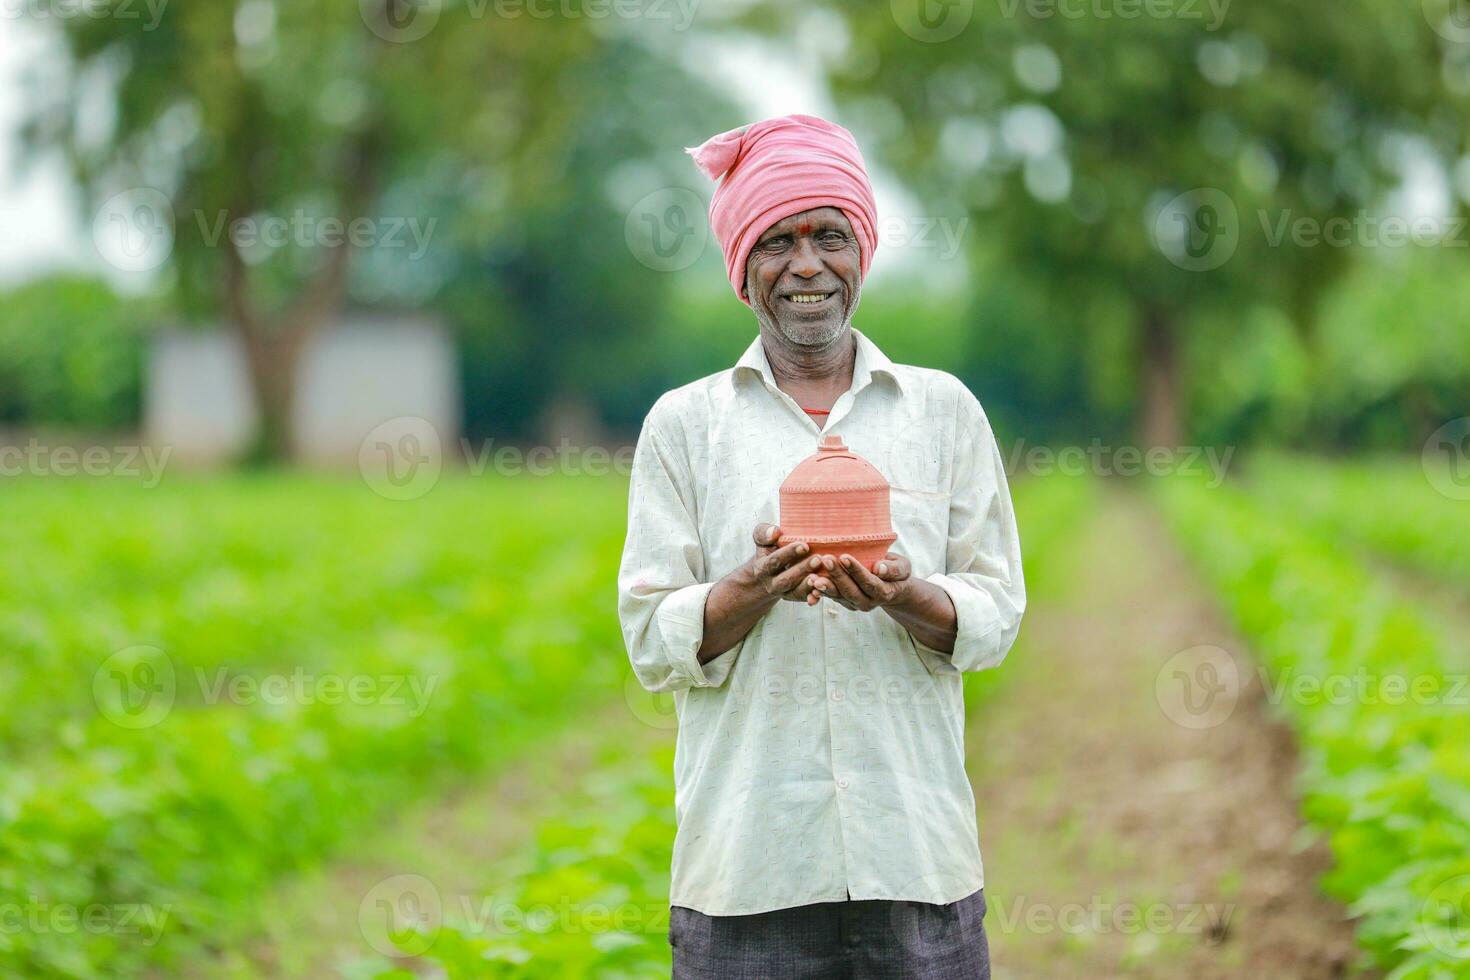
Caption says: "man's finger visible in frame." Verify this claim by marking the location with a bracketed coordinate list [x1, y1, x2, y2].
[761, 540, 810, 577]
[823, 556, 871, 606]
[842, 556, 894, 600]
[752, 524, 781, 549]
[806, 573, 836, 604]
[874, 553, 911, 582]
[770, 555, 823, 594]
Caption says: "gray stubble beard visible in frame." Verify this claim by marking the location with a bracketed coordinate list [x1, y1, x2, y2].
[746, 270, 862, 353]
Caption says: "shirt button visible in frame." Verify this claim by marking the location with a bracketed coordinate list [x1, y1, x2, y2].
[837, 777, 850, 790]
[825, 602, 838, 616]
[830, 687, 845, 703]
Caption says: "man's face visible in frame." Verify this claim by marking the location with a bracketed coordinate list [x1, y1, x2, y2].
[745, 207, 862, 349]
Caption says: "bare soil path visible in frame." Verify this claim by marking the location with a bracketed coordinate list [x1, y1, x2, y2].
[968, 487, 1373, 979]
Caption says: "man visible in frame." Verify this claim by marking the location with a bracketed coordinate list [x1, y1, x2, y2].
[618, 114, 1025, 979]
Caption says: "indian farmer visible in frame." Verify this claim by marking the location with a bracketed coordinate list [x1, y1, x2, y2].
[618, 113, 1025, 979]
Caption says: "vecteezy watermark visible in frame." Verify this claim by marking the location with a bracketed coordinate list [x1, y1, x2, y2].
[93, 647, 439, 728]
[1150, 188, 1240, 271]
[463, 438, 635, 479]
[0, 0, 167, 29]
[358, 418, 636, 501]
[359, 0, 700, 43]
[876, 215, 971, 261]
[996, 0, 1230, 30]
[625, 187, 708, 273]
[987, 894, 1235, 941]
[476, 0, 700, 28]
[359, 873, 672, 957]
[1153, 187, 1470, 272]
[1423, 0, 1470, 42]
[0, 900, 172, 947]
[359, 416, 444, 501]
[193, 666, 439, 717]
[195, 210, 438, 260]
[733, 667, 962, 722]
[1156, 645, 1242, 730]
[1422, 417, 1470, 502]
[93, 187, 175, 274]
[624, 672, 679, 731]
[359, 874, 443, 957]
[1155, 645, 1470, 730]
[1258, 210, 1470, 250]
[1004, 439, 1236, 487]
[1259, 667, 1470, 710]
[625, 666, 963, 730]
[93, 646, 177, 730]
[891, 0, 974, 42]
[92, 190, 441, 271]
[0, 440, 171, 486]
[360, 0, 439, 42]
[1420, 873, 1470, 959]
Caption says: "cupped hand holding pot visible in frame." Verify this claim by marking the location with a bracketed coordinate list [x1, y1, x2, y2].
[810, 552, 912, 612]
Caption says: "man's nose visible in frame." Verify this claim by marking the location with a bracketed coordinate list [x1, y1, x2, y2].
[787, 236, 824, 278]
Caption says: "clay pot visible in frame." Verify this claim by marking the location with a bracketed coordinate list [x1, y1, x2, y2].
[778, 434, 897, 570]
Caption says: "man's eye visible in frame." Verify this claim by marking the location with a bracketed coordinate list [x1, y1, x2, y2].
[819, 233, 848, 246]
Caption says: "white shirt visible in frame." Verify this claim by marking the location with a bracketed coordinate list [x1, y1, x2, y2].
[618, 328, 1026, 915]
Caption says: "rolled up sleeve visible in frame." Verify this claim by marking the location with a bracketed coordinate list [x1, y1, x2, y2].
[618, 408, 741, 692]
[918, 392, 1026, 673]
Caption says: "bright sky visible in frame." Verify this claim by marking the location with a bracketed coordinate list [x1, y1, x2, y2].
[0, 17, 90, 287]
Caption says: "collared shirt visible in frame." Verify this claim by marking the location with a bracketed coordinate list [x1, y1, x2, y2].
[617, 328, 1026, 916]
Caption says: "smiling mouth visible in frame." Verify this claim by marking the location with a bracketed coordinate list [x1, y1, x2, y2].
[782, 291, 836, 306]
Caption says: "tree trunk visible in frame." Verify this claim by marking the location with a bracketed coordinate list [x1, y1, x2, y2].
[1140, 306, 1181, 449]
[225, 234, 353, 464]
[238, 328, 308, 462]
[219, 122, 377, 463]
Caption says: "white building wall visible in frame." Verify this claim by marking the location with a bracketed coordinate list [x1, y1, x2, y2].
[145, 317, 459, 465]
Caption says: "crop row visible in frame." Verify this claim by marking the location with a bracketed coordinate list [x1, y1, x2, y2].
[1245, 453, 1470, 587]
[1157, 475, 1470, 979]
[0, 475, 630, 977]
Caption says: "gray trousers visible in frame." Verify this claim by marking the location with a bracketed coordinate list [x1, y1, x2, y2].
[670, 888, 990, 979]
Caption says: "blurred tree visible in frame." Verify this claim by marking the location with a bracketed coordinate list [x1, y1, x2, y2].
[432, 37, 741, 443]
[22, 1, 616, 459]
[766, 0, 1439, 445]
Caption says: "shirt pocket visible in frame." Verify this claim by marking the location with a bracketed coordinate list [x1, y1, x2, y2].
[887, 486, 950, 581]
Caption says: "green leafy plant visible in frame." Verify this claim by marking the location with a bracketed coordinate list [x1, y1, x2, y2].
[1158, 473, 1470, 978]
[0, 473, 629, 977]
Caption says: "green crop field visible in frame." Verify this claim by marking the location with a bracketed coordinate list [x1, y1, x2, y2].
[1159, 471, 1470, 979]
[7, 464, 1470, 979]
[0, 474, 629, 977]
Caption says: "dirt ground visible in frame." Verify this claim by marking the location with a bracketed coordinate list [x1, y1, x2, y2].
[968, 488, 1374, 980]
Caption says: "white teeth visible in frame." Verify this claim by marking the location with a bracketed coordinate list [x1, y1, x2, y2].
[788, 293, 831, 304]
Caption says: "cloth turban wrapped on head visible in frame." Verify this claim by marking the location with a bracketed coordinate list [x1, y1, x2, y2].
[685, 114, 879, 305]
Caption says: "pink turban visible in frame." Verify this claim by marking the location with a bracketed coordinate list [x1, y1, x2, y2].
[686, 114, 879, 305]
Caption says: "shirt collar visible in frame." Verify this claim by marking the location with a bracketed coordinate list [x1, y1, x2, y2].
[732, 328, 903, 395]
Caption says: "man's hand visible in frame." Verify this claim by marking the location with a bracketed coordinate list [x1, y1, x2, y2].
[697, 524, 830, 663]
[812, 553, 912, 612]
[813, 552, 959, 654]
[749, 524, 826, 604]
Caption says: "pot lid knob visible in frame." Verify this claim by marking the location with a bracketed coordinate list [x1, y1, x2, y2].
[818, 435, 847, 452]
